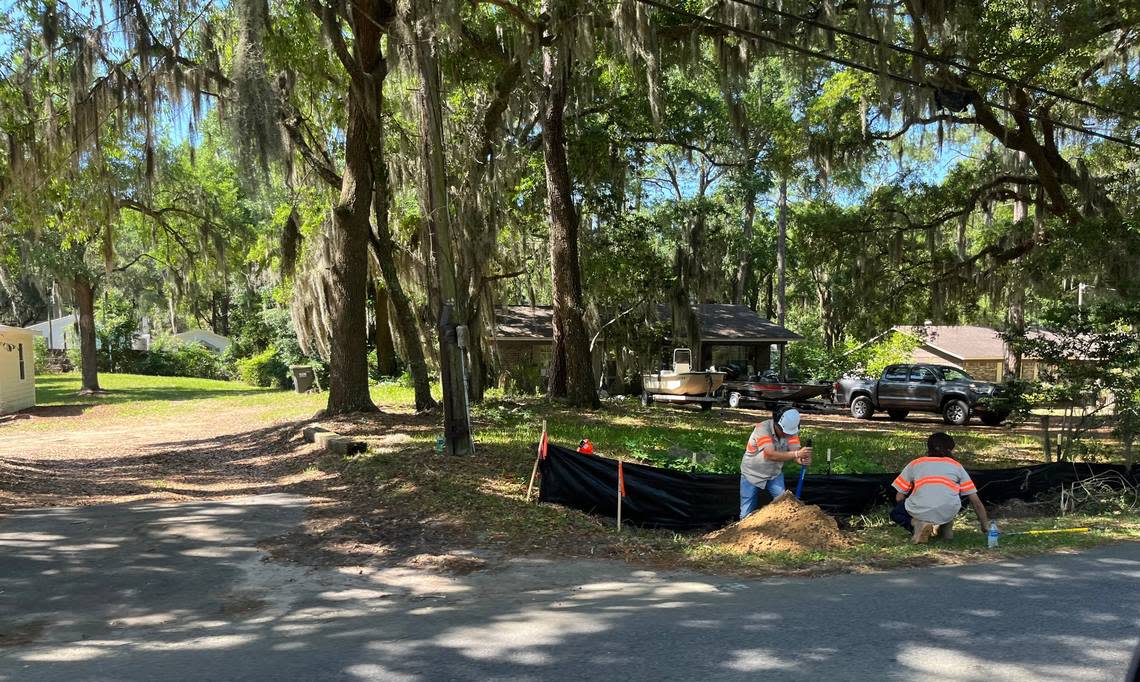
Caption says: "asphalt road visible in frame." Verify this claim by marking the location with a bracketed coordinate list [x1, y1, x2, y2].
[1, 495, 1138, 681]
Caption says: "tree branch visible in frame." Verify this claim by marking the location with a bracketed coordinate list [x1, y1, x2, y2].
[869, 113, 977, 141]
[470, 0, 539, 31]
[114, 198, 200, 256]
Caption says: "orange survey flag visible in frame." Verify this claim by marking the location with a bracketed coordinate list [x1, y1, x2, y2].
[618, 461, 626, 497]
[539, 430, 549, 460]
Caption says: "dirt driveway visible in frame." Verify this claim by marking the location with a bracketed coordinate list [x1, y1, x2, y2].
[0, 405, 328, 510]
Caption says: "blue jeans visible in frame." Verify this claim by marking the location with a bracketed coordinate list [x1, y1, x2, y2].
[890, 500, 914, 533]
[740, 473, 786, 519]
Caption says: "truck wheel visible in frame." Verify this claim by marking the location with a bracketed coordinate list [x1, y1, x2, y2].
[850, 395, 875, 420]
[727, 391, 742, 409]
[943, 399, 970, 426]
[887, 410, 909, 421]
[980, 412, 1007, 426]
[640, 391, 650, 407]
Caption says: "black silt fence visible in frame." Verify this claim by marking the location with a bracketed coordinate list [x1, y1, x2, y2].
[537, 442, 1139, 531]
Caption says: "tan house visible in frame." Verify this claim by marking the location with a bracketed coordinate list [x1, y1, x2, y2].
[872, 325, 1043, 382]
[0, 324, 38, 415]
[492, 306, 560, 379]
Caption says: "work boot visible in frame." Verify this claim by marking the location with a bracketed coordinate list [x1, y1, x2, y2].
[912, 521, 933, 544]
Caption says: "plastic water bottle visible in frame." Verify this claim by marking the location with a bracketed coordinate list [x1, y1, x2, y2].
[435, 435, 445, 454]
[987, 521, 1000, 549]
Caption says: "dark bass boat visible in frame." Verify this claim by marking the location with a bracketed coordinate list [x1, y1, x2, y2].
[722, 369, 833, 409]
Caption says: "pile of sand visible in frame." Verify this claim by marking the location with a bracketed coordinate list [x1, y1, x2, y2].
[707, 491, 849, 554]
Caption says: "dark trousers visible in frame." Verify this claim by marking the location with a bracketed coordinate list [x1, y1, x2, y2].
[890, 500, 913, 533]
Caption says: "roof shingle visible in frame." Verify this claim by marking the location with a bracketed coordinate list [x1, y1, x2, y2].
[493, 304, 800, 342]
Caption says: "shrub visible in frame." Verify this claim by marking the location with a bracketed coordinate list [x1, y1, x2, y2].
[131, 338, 225, 379]
[168, 344, 225, 380]
[497, 364, 544, 396]
[235, 347, 290, 388]
[33, 336, 50, 374]
[367, 349, 405, 382]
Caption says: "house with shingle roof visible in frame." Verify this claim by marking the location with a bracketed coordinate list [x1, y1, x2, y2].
[492, 304, 802, 389]
[865, 325, 1047, 382]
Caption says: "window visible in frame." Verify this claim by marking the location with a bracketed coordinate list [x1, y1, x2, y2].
[883, 366, 909, 382]
[911, 367, 937, 383]
[941, 367, 973, 382]
[18, 342, 25, 381]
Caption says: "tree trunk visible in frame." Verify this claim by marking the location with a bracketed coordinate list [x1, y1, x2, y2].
[776, 174, 788, 380]
[359, 37, 435, 411]
[465, 302, 488, 401]
[410, 0, 470, 452]
[764, 273, 774, 319]
[373, 279, 398, 378]
[74, 275, 100, 393]
[370, 220, 436, 410]
[168, 292, 177, 333]
[1009, 284, 1026, 379]
[324, 88, 378, 415]
[541, 0, 597, 407]
[733, 189, 757, 305]
[776, 174, 788, 327]
[220, 291, 230, 336]
[956, 214, 968, 262]
[928, 226, 941, 320]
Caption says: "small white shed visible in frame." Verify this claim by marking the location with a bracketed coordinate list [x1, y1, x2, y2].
[24, 313, 77, 351]
[173, 329, 231, 354]
[0, 324, 37, 415]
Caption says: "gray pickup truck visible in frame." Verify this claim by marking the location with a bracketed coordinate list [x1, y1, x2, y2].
[834, 363, 1008, 426]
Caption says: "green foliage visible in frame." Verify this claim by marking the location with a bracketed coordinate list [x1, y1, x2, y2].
[497, 364, 545, 396]
[367, 349, 405, 382]
[235, 346, 290, 388]
[1006, 302, 1140, 462]
[131, 338, 226, 380]
[95, 291, 141, 373]
[33, 336, 51, 374]
[849, 332, 921, 377]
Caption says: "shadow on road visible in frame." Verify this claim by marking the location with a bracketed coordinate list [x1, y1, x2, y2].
[1, 495, 1138, 681]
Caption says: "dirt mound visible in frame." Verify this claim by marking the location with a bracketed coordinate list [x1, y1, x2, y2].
[707, 492, 849, 554]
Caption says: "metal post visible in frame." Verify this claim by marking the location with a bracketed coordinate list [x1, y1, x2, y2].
[456, 325, 475, 455]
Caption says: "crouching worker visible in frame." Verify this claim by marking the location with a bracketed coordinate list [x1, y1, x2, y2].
[739, 408, 812, 519]
[891, 432, 990, 543]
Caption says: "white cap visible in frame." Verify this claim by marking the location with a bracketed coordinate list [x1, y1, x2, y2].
[778, 408, 801, 435]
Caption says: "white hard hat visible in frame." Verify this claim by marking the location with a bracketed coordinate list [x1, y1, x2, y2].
[778, 408, 801, 435]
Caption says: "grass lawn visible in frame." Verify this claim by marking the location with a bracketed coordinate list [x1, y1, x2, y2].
[33, 372, 429, 417]
[475, 399, 1058, 477]
[333, 396, 1140, 574]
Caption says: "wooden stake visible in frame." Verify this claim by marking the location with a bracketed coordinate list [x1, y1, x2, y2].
[525, 420, 546, 503]
[617, 461, 624, 531]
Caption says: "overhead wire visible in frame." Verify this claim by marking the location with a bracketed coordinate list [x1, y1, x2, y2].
[721, 0, 1137, 124]
[634, 0, 1140, 150]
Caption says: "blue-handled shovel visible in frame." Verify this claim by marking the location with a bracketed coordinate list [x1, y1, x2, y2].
[794, 437, 813, 499]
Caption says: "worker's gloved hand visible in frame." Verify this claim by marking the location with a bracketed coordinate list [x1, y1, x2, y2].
[797, 447, 812, 466]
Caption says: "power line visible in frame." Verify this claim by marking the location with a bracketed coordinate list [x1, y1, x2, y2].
[723, 0, 1138, 124]
[634, 0, 1140, 150]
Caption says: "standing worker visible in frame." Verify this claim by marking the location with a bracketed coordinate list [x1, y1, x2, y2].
[891, 432, 990, 543]
[739, 407, 813, 519]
